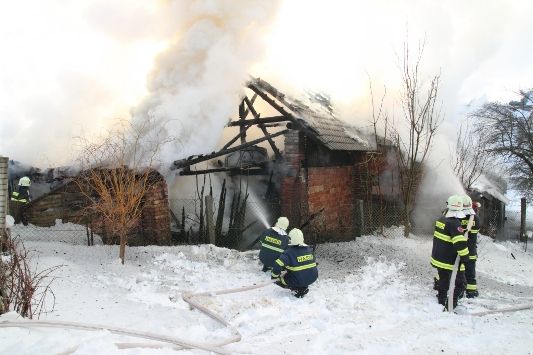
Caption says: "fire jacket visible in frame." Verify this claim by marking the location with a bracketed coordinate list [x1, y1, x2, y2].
[258, 227, 289, 268]
[10, 186, 30, 204]
[271, 245, 318, 288]
[431, 216, 470, 271]
[461, 214, 481, 260]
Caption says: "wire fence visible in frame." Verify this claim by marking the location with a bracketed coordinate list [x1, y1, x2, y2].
[6, 197, 522, 248]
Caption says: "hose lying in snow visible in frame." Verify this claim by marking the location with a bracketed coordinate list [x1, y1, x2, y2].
[469, 303, 533, 317]
[0, 319, 230, 355]
[181, 280, 276, 346]
[0, 280, 276, 354]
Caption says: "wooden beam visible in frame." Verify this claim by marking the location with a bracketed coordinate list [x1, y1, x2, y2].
[244, 96, 283, 159]
[179, 165, 266, 176]
[222, 125, 252, 150]
[227, 115, 290, 127]
[172, 129, 289, 170]
[240, 93, 257, 119]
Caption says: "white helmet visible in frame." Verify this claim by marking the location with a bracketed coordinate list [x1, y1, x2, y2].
[445, 194, 466, 218]
[275, 216, 289, 231]
[446, 195, 463, 211]
[288, 228, 306, 246]
[18, 176, 31, 186]
[461, 195, 476, 215]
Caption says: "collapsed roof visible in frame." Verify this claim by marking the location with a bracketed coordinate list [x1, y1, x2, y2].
[249, 78, 375, 151]
[172, 77, 377, 173]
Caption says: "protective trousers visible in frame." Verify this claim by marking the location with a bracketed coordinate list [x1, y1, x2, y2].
[464, 260, 477, 292]
[436, 268, 466, 307]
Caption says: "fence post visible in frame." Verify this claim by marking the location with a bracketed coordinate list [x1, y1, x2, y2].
[0, 156, 8, 243]
[0, 156, 8, 315]
[520, 198, 526, 242]
[354, 199, 363, 239]
[205, 195, 215, 245]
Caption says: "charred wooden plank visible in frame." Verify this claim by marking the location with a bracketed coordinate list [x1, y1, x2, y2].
[227, 115, 290, 127]
[171, 129, 289, 170]
[244, 96, 282, 159]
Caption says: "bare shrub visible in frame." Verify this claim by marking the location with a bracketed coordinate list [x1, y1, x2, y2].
[0, 233, 61, 319]
[75, 119, 167, 264]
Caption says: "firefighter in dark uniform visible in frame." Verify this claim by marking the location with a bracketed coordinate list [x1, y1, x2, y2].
[255, 216, 289, 272]
[271, 228, 318, 298]
[431, 195, 470, 309]
[461, 195, 481, 298]
[10, 176, 31, 225]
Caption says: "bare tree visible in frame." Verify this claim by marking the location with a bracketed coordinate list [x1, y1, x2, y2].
[451, 119, 489, 189]
[394, 40, 442, 237]
[76, 119, 166, 264]
[472, 90, 533, 199]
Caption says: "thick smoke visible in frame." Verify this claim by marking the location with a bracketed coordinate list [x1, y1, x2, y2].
[130, 1, 280, 169]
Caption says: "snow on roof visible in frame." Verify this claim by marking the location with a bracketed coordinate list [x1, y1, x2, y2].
[250, 78, 376, 151]
[471, 173, 510, 204]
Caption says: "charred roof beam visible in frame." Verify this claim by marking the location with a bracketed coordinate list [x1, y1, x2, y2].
[243, 96, 283, 159]
[171, 129, 289, 170]
[227, 115, 290, 127]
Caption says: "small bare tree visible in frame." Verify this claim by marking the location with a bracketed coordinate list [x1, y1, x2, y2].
[76, 120, 166, 264]
[451, 118, 489, 189]
[394, 39, 442, 237]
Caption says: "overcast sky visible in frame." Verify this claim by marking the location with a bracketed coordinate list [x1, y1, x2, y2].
[1, 0, 532, 167]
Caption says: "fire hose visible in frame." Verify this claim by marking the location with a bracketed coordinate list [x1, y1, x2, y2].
[0, 280, 276, 355]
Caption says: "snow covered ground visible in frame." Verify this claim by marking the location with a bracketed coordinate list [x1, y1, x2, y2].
[1, 223, 532, 355]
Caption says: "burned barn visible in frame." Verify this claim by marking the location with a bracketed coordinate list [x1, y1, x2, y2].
[172, 78, 402, 245]
[11, 168, 171, 246]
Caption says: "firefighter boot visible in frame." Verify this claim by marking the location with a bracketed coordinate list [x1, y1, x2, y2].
[466, 290, 479, 298]
[292, 287, 309, 298]
[433, 277, 439, 291]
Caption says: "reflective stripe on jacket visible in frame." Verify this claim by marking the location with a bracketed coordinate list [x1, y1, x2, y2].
[272, 245, 318, 288]
[258, 228, 289, 268]
[431, 216, 469, 270]
[460, 214, 481, 259]
[11, 186, 30, 204]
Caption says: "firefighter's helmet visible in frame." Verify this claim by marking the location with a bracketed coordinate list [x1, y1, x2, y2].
[275, 216, 289, 231]
[288, 228, 306, 246]
[18, 176, 31, 187]
[446, 195, 463, 211]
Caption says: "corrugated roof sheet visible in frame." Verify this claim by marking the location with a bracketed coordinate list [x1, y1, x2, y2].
[250, 78, 376, 151]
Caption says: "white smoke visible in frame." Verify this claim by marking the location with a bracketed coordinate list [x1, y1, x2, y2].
[130, 1, 280, 168]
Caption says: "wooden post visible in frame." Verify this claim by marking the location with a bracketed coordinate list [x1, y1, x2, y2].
[0, 156, 8, 315]
[355, 199, 364, 239]
[520, 198, 526, 242]
[205, 195, 215, 245]
[0, 156, 8, 242]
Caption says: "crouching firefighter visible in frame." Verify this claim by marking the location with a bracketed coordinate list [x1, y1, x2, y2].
[249, 216, 290, 272]
[10, 176, 31, 225]
[461, 195, 481, 298]
[431, 195, 470, 310]
[271, 228, 318, 298]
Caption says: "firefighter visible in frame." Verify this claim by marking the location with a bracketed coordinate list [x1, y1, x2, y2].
[431, 194, 470, 309]
[461, 195, 481, 298]
[255, 216, 290, 272]
[10, 176, 31, 225]
[271, 228, 318, 298]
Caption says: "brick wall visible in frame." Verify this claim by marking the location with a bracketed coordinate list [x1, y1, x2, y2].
[280, 130, 305, 227]
[307, 166, 354, 240]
